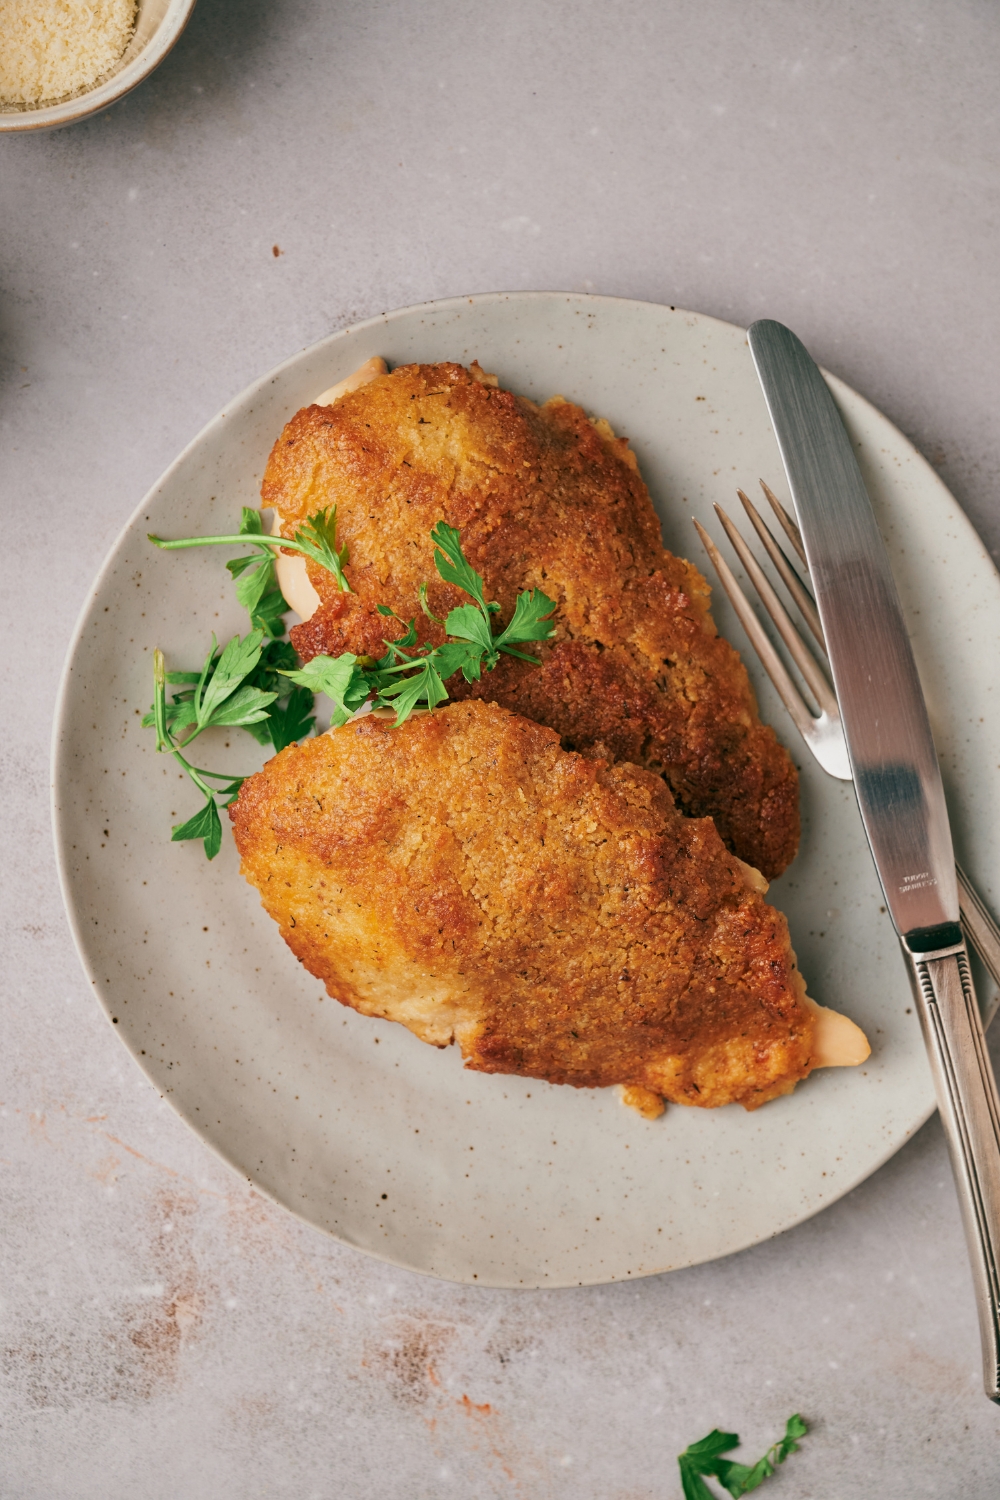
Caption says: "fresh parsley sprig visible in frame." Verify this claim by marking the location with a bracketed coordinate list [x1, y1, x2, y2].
[145, 637, 315, 754]
[430, 522, 556, 663]
[144, 519, 553, 856]
[149, 504, 352, 597]
[146, 632, 280, 858]
[280, 523, 556, 727]
[162, 630, 278, 742]
[678, 1415, 808, 1499]
[430, 520, 500, 618]
[230, 638, 317, 753]
[224, 509, 292, 637]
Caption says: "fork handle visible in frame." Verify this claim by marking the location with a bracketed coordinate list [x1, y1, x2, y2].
[903, 938, 1000, 1400]
[958, 864, 1000, 1026]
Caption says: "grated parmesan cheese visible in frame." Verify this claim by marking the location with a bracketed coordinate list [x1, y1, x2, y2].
[0, 0, 138, 107]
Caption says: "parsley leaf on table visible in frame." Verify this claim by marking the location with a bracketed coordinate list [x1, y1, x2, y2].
[677, 1416, 808, 1499]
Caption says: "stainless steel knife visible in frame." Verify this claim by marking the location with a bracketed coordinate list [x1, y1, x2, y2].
[748, 317, 1000, 1403]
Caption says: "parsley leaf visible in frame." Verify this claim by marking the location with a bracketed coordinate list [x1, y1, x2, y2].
[442, 602, 495, 655]
[227, 513, 274, 608]
[432, 638, 488, 683]
[144, 632, 278, 745]
[243, 639, 315, 747]
[494, 587, 558, 650]
[237, 506, 266, 537]
[225, 513, 292, 636]
[212, 776, 248, 807]
[171, 798, 222, 860]
[250, 581, 291, 638]
[289, 507, 351, 592]
[433, 522, 556, 665]
[149, 505, 352, 596]
[264, 685, 316, 753]
[155, 638, 314, 753]
[375, 667, 436, 722]
[284, 652, 371, 727]
[245, 637, 298, 690]
[193, 631, 276, 731]
[376, 605, 418, 647]
[226, 509, 292, 632]
[677, 1416, 808, 1499]
[431, 521, 499, 616]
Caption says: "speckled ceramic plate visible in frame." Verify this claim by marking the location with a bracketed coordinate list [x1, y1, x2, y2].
[51, 294, 1000, 1287]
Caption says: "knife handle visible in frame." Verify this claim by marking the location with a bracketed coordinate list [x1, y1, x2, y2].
[902, 938, 1000, 1401]
[958, 863, 1000, 1027]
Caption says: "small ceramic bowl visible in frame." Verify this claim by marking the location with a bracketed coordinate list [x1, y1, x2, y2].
[0, 0, 197, 133]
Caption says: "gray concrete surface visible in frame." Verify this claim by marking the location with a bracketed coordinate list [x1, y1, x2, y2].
[4, 1, 1000, 1494]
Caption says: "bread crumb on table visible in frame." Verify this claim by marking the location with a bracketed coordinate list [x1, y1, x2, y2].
[0, 0, 137, 107]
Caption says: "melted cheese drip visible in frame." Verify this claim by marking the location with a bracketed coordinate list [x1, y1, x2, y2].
[313, 355, 388, 409]
[271, 356, 388, 619]
[804, 996, 871, 1068]
[734, 857, 770, 896]
[271, 516, 323, 621]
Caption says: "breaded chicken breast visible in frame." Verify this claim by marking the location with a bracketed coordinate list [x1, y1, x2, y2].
[230, 701, 865, 1113]
[261, 361, 799, 878]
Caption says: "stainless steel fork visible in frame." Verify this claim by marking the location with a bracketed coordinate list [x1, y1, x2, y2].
[694, 480, 1000, 1010]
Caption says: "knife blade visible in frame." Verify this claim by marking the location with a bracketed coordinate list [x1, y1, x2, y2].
[748, 317, 1000, 1404]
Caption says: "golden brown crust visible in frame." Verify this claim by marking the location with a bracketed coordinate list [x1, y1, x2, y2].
[261, 362, 799, 877]
[230, 701, 815, 1111]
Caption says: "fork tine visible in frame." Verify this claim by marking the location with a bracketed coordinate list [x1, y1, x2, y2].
[713, 503, 840, 719]
[760, 479, 808, 569]
[736, 489, 826, 651]
[692, 519, 822, 745]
